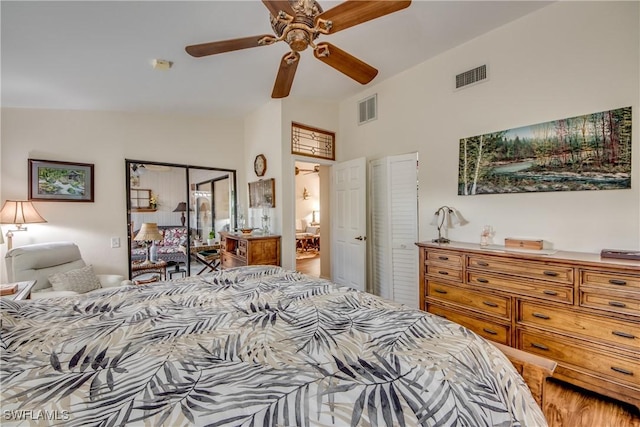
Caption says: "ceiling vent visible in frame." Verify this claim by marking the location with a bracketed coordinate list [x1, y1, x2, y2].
[455, 64, 487, 90]
[358, 94, 377, 125]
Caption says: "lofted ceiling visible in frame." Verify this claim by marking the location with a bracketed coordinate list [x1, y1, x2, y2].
[1, 1, 552, 118]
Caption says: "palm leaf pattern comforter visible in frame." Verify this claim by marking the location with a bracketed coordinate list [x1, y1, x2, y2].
[1, 266, 546, 426]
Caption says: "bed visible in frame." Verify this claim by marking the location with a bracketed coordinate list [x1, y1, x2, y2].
[1, 266, 546, 426]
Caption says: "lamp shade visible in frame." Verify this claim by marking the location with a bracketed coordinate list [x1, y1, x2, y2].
[0, 200, 47, 225]
[172, 202, 187, 212]
[134, 223, 163, 241]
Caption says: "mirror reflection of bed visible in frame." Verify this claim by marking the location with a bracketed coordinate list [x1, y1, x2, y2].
[295, 161, 320, 277]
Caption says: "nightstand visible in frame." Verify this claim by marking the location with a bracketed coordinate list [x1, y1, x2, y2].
[1, 280, 37, 301]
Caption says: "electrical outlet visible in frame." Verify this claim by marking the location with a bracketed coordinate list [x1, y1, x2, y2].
[110, 237, 120, 248]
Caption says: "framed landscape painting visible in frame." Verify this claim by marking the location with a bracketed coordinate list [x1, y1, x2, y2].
[29, 159, 94, 202]
[458, 106, 632, 195]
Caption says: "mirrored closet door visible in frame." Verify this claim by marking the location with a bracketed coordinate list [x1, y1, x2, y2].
[126, 160, 236, 280]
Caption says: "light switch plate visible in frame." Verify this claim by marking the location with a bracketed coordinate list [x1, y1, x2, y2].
[111, 237, 120, 248]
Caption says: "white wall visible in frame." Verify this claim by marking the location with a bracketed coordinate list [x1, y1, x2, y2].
[0, 108, 245, 280]
[243, 100, 283, 263]
[338, 1, 639, 253]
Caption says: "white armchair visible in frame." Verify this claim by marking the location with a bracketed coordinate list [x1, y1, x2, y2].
[5, 241, 132, 299]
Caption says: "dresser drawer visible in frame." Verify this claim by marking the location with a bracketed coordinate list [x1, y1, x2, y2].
[426, 250, 463, 268]
[518, 301, 640, 350]
[468, 256, 574, 285]
[427, 281, 510, 319]
[428, 304, 510, 345]
[581, 270, 640, 292]
[468, 272, 573, 304]
[425, 265, 463, 282]
[221, 253, 244, 269]
[580, 290, 640, 317]
[519, 330, 639, 388]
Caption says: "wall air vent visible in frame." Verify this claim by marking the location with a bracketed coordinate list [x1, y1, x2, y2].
[455, 64, 488, 90]
[358, 94, 377, 125]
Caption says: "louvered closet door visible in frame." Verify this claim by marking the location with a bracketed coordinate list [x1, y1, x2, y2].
[370, 153, 419, 308]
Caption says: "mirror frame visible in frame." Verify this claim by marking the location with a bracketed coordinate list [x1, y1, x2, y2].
[125, 159, 238, 279]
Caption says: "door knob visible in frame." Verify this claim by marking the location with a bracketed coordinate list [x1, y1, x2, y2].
[355, 236, 367, 241]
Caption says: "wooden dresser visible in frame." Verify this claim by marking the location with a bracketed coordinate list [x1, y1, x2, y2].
[416, 241, 640, 409]
[220, 232, 281, 269]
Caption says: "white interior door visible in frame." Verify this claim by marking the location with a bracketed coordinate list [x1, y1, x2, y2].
[370, 153, 419, 307]
[332, 157, 366, 291]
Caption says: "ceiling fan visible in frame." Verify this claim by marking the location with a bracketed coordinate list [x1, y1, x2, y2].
[185, 0, 411, 98]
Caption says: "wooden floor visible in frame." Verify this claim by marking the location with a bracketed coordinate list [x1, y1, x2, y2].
[545, 379, 639, 427]
[296, 252, 320, 277]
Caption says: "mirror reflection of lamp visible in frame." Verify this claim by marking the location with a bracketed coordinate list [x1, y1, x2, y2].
[134, 223, 163, 265]
[0, 200, 47, 250]
[173, 202, 187, 226]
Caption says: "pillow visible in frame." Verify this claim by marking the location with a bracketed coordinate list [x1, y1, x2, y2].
[48, 265, 101, 294]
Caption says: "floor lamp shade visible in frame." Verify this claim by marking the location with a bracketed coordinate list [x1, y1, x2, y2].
[0, 200, 47, 249]
[0, 200, 47, 225]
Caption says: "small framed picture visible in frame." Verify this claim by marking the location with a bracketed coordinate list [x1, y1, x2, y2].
[248, 178, 275, 208]
[28, 159, 94, 202]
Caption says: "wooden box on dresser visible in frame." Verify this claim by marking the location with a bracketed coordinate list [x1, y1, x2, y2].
[416, 241, 640, 409]
[220, 232, 281, 269]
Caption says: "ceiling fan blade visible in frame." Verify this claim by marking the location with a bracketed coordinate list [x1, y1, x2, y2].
[262, 0, 296, 18]
[315, 1, 411, 34]
[185, 35, 275, 57]
[272, 52, 300, 98]
[314, 42, 378, 84]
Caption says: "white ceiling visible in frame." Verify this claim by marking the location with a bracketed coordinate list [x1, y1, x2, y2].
[1, 1, 552, 118]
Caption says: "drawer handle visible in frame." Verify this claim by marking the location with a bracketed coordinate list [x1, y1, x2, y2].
[608, 301, 627, 308]
[476, 278, 489, 284]
[543, 290, 558, 296]
[532, 312, 550, 320]
[611, 367, 634, 376]
[438, 271, 449, 275]
[482, 328, 498, 335]
[483, 301, 498, 308]
[531, 342, 549, 351]
[438, 256, 449, 261]
[543, 271, 559, 277]
[609, 279, 627, 286]
[612, 331, 636, 339]
[477, 261, 489, 267]
[433, 288, 448, 294]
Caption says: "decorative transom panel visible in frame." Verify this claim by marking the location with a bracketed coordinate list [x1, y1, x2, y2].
[291, 122, 335, 160]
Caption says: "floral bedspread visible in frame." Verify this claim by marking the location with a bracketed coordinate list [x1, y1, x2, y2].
[1, 266, 546, 426]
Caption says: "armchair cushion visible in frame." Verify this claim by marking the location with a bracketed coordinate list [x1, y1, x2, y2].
[48, 265, 101, 294]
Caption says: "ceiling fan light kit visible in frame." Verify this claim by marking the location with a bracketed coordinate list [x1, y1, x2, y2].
[186, 0, 411, 98]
